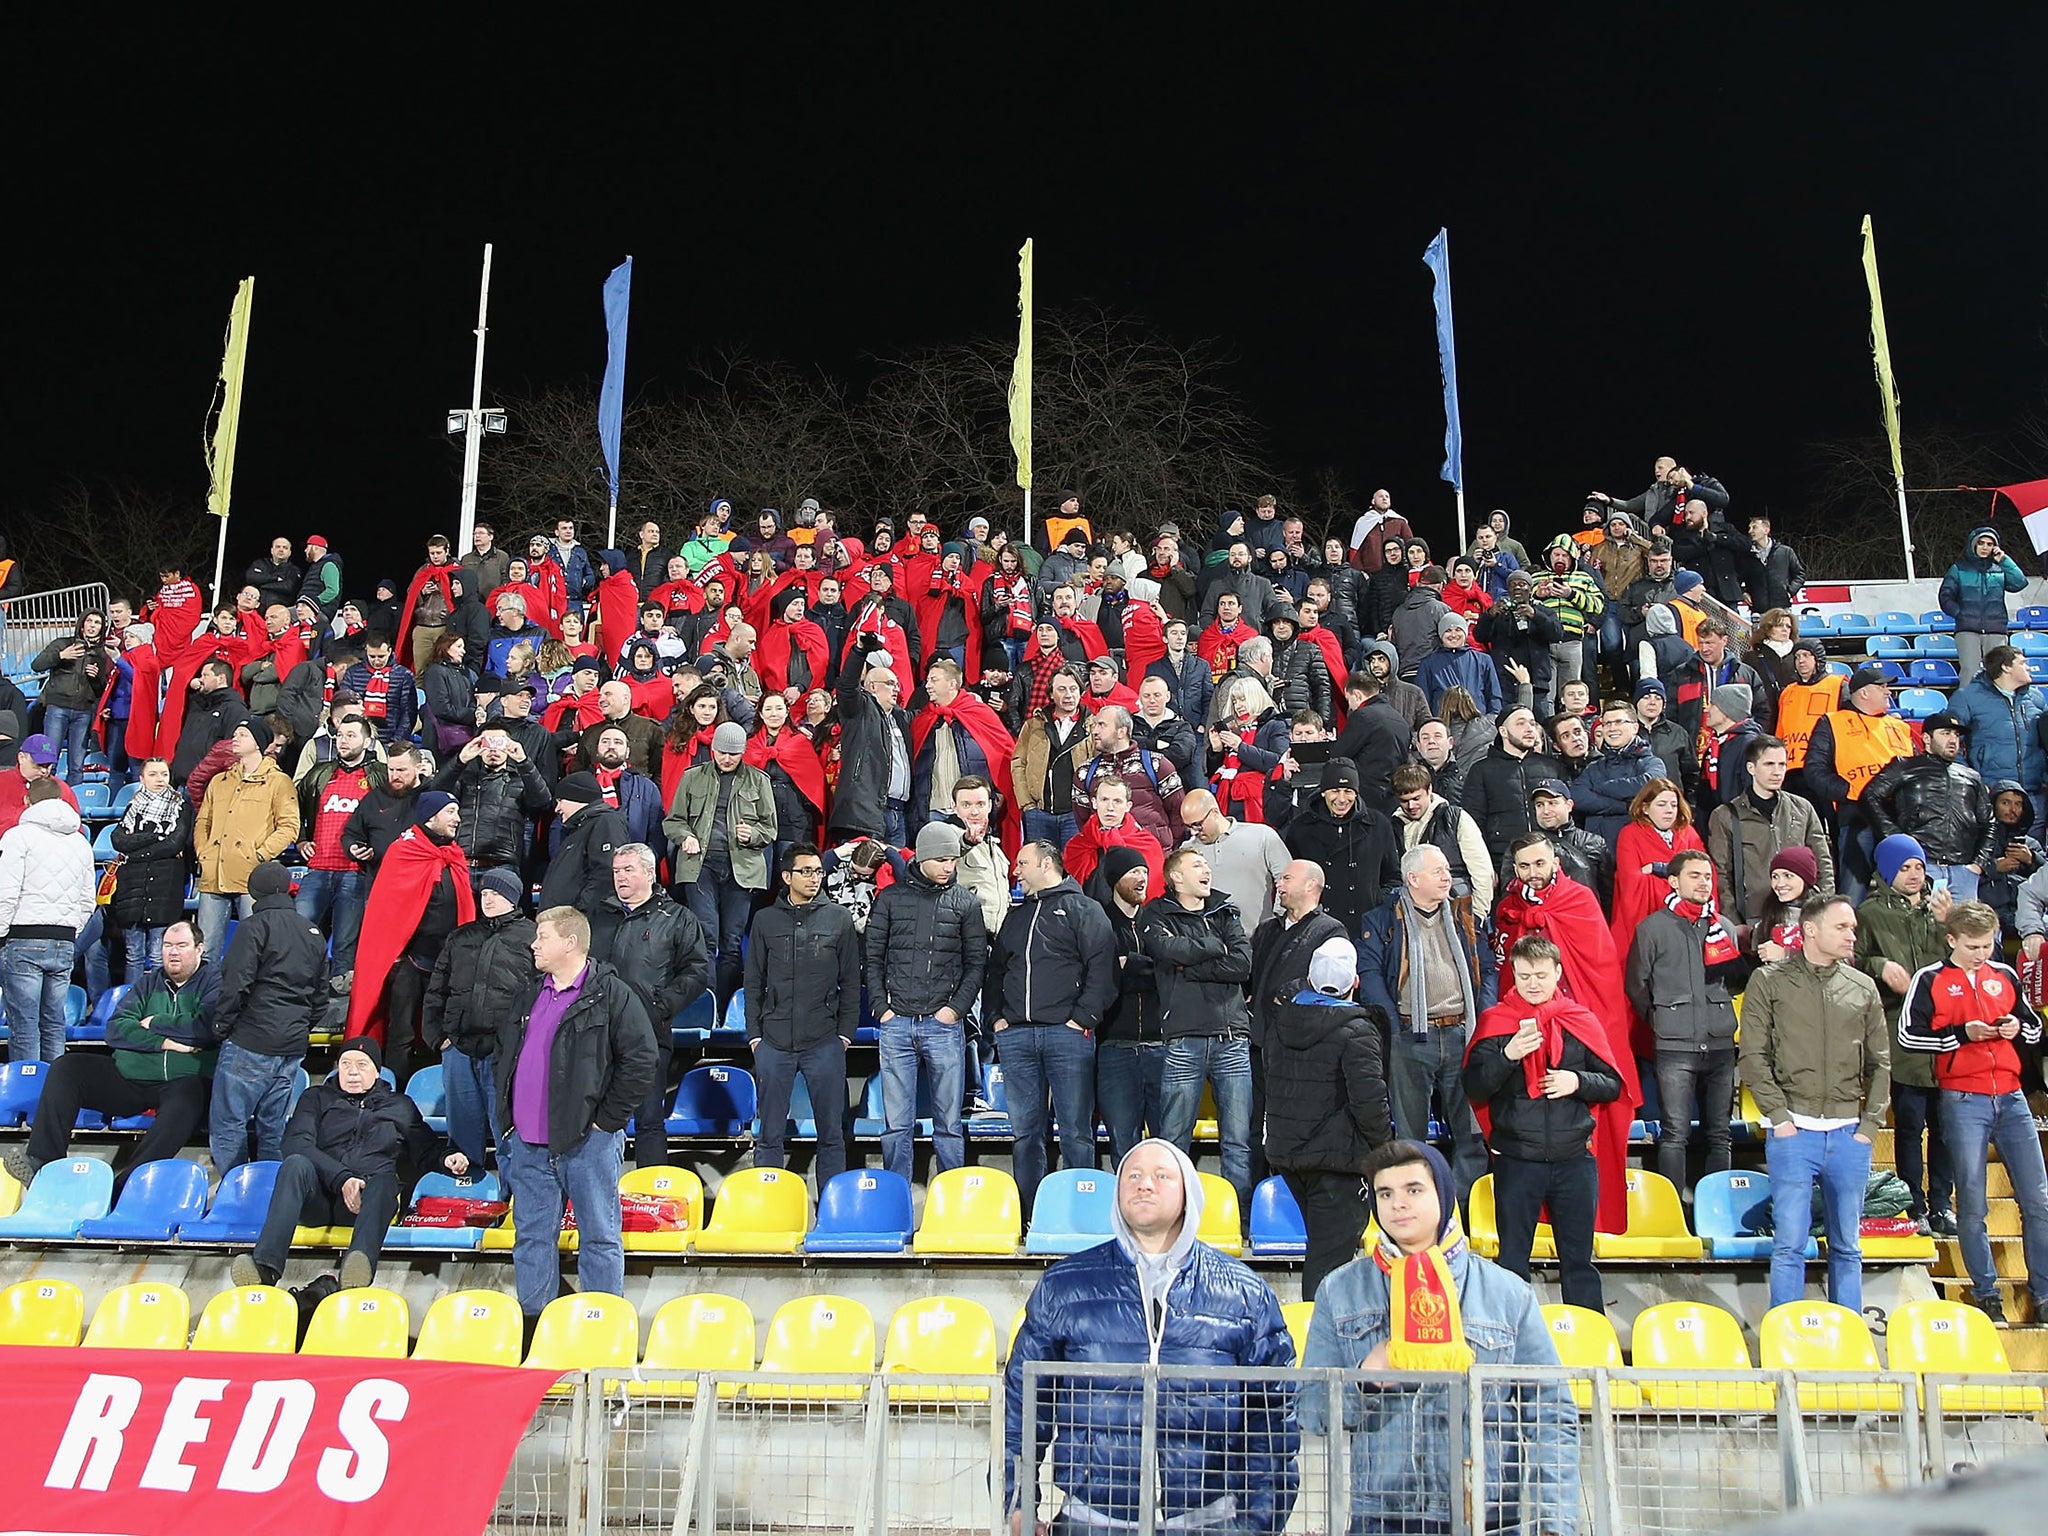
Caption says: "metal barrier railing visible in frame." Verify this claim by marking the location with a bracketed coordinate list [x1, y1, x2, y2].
[497, 1365, 2047, 1536]
[2, 582, 113, 680]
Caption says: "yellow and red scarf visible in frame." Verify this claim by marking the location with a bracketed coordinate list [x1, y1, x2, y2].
[1373, 1222, 1475, 1371]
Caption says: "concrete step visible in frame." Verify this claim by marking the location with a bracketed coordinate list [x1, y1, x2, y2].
[1934, 1235, 2037, 1280]
[1999, 1326, 2048, 1370]
[1934, 1276, 2040, 1324]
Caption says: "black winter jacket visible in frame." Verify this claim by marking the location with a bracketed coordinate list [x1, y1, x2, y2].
[1098, 894, 1163, 1044]
[744, 894, 861, 1048]
[986, 876, 1118, 1031]
[866, 862, 989, 1021]
[537, 800, 625, 914]
[1473, 601, 1564, 697]
[829, 652, 913, 841]
[1139, 892, 1254, 1040]
[110, 798, 194, 929]
[1249, 909, 1347, 1049]
[211, 893, 327, 1057]
[425, 908, 538, 1057]
[599, 889, 710, 1035]
[282, 1078, 453, 1192]
[339, 785, 420, 870]
[1863, 751, 1996, 868]
[1463, 1028, 1621, 1163]
[434, 753, 551, 868]
[172, 686, 251, 784]
[1282, 801, 1403, 935]
[1330, 698, 1407, 811]
[495, 957, 658, 1154]
[1461, 744, 1565, 863]
[1267, 635, 1333, 722]
[1263, 992, 1393, 1173]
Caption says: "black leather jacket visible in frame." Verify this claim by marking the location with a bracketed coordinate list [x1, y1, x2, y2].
[1863, 752, 1996, 867]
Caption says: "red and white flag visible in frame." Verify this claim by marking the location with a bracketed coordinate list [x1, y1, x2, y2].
[1997, 479, 2048, 555]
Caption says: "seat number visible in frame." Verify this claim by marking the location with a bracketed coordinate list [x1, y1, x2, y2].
[247, 1291, 267, 1304]
[140, 1292, 159, 1305]
[1801, 1313, 1823, 1328]
[469, 1305, 491, 1319]
[36, 1285, 56, 1299]
[859, 1175, 877, 1189]
[1077, 1180, 1096, 1193]
[1552, 1317, 1574, 1332]
[358, 1299, 380, 1313]
[965, 1175, 983, 1189]
[701, 1307, 724, 1322]
[653, 1177, 672, 1190]
[710, 1068, 728, 1082]
[1931, 1319, 1954, 1332]
[582, 1307, 602, 1321]
[1730, 1176, 1751, 1189]
[1674, 1318, 1698, 1332]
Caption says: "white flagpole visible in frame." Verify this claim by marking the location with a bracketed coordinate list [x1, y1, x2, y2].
[456, 243, 494, 551]
[1894, 477, 1916, 582]
[210, 517, 230, 610]
[1454, 488, 1468, 557]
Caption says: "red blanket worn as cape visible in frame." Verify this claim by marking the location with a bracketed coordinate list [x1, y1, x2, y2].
[745, 726, 829, 824]
[346, 829, 475, 1044]
[1062, 815, 1164, 894]
[396, 564, 463, 663]
[912, 564, 989, 682]
[910, 694, 1021, 857]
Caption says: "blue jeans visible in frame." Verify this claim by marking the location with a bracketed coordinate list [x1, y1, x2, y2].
[1097, 1040, 1167, 1165]
[1158, 1034, 1253, 1207]
[878, 1014, 966, 1180]
[998, 1022, 1097, 1219]
[1388, 1022, 1491, 1200]
[753, 1035, 848, 1186]
[1598, 608, 1627, 664]
[122, 924, 165, 975]
[1924, 862, 1981, 903]
[75, 907, 111, 1002]
[501, 1127, 626, 1317]
[1837, 818, 1879, 905]
[442, 1049, 499, 1168]
[42, 705, 93, 784]
[1766, 1125, 1873, 1310]
[194, 891, 252, 952]
[2, 937, 73, 1063]
[1023, 809, 1079, 849]
[295, 867, 367, 974]
[884, 799, 910, 849]
[1940, 1088, 2048, 1304]
[683, 862, 754, 1009]
[209, 1040, 303, 1174]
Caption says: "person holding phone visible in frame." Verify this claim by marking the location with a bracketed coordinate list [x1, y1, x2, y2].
[1938, 526, 2029, 688]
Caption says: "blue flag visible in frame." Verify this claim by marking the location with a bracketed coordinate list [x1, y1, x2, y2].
[599, 257, 633, 507]
[1422, 229, 1463, 492]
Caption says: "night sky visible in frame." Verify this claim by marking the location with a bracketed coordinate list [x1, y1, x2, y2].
[7, 12, 2046, 574]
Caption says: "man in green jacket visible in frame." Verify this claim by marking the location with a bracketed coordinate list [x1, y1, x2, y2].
[4, 918, 218, 1188]
[663, 721, 777, 1014]
[1854, 833, 1957, 1236]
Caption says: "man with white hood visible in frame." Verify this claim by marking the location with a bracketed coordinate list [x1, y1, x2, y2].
[1005, 1137, 1300, 1536]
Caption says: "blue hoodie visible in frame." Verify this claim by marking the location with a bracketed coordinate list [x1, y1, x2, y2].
[1938, 526, 2027, 634]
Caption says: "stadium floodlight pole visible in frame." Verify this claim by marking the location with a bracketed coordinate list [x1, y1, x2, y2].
[449, 243, 501, 552]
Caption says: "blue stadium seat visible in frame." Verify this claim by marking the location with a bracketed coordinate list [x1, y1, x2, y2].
[852, 1072, 936, 1137]
[77, 1158, 211, 1241]
[1896, 687, 1949, 720]
[63, 986, 88, 1032]
[176, 1161, 280, 1243]
[1869, 660, 1907, 684]
[1875, 610, 1926, 636]
[1823, 660, 1853, 678]
[287, 1067, 311, 1114]
[666, 1064, 756, 1136]
[714, 991, 749, 1043]
[72, 983, 129, 1043]
[1908, 659, 1959, 687]
[1694, 1169, 1818, 1260]
[2017, 605, 2048, 630]
[1921, 610, 1955, 632]
[1867, 635, 1913, 660]
[0, 1061, 50, 1126]
[1796, 612, 1833, 636]
[804, 1169, 915, 1253]
[2031, 659, 2048, 688]
[969, 1065, 1013, 1138]
[672, 988, 716, 1046]
[1912, 633, 1959, 657]
[71, 782, 112, 816]
[1249, 1176, 1308, 1257]
[2013, 633, 2048, 657]
[91, 824, 118, 862]
[111, 781, 139, 816]
[1831, 613, 1876, 637]
[1024, 1167, 1118, 1254]
[0, 1158, 115, 1238]
[405, 1063, 447, 1134]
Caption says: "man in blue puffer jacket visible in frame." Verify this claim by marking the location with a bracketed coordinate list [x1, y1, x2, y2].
[1949, 644, 2047, 799]
[1939, 526, 2029, 684]
[1005, 1138, 1300, 1535]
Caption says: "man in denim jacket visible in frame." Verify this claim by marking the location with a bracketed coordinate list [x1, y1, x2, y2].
[1301, 1140, 1579, 1534]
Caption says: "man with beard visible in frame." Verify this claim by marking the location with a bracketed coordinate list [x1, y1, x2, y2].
[1490, 833, 1632, 1052]
[1462, 707, 1563, 869]
[1272, 757, 1396, 935]
[581, 724, 666, 856]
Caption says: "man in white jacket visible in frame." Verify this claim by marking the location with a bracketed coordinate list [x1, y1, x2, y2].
[0, 779, 96, 1062]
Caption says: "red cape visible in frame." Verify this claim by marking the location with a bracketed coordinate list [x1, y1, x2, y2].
[1123, 603, 1167, 685]
[1303, 622, 1348, 697]
[487, 580, 563, 639]
[1057, 613, 1108, 662]
[590, 565, 642, 663]
[1467, 991, 1637, 1233]
[912, 564, 989, 683]
[543, 690, 607, 736]
[910, 694, 1022, 858]
[1611, 822, 1710, 963]
[1062, 816, 1164, 894]
[1086, 681, 1140, 712]
[757, 617, 830, 695]
[745, 725, 829, 823]
[346, 828, 475, 1045]
[1196, 619, 1251, 680]
[650, 578, 706, 616]
[396, 564, 462, 663]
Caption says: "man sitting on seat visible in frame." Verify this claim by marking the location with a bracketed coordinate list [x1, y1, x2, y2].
[231, 1036, 468, 1292]
[4, 918, 218, 1190]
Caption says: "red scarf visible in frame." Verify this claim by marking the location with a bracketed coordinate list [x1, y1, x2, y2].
[345, 829, 475, 1044]
[1022, 638, 1068, 718]
[1669, 892, 1742, 965]
[1489, 872, 1635, 1102]
[992, 574, 1034, 637]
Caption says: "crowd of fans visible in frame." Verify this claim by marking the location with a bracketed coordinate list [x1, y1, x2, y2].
[0, 465, 2044, 1360]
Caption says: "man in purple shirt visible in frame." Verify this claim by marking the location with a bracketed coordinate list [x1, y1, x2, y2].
[495, 904, 658, 1327]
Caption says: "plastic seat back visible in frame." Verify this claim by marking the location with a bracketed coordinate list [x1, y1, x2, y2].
[1896, 687, 1948, 720]
[1249, 1176, 1306, 1256]
[1194, 1172, 1242, 1257]
[806, 1169, 914, 1253]
[666, 1064, 756, 1135]
[1467, 1173, 1501, 1256]
[177, 1160, 280, 1242]
[1595, 1169, 1704, 1258]
[1024, 1168, 1117, 1255]
[75, 983, 129, 1041]
[79, 1158, 212, 1241]
[411, 1289, 525, 1365]
[1282, 1301, 1314, 1364]
[0, 1156, 116, 1238]
[0, 1278, 85, 1346]
[642, 1293, 756, 1392]
[1633, 1302, 1770, 1410]
[1694, 1169, 1773, 1257]
[192, 1286, 298, 1353]
[404, 1063, 446, 1120]
[694, 1167, 810, 1253]
[1542, 1304, 1641, 1409]
[1886, 1298, 2044, 1411]
[526, 1293, 640, 1380]
[753, 1294, 876, 1396]
[1760, 1301, 1898, 1411]
[620, 1164, 704, 1239]
[301, 1287, 411, 1358]
[883, 1297, 996, 1399]
[0, 1060, 50, 1125]
[83, 1282, 190, 1350]
[1913, 632, 1959, 657]
[913, 1166, 1022, 1255]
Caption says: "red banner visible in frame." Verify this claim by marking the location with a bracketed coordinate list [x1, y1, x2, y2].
[0, 1344, 556, 1535]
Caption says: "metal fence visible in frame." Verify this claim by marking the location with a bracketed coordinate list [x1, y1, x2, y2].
[1, 581, 112, 679]
[494, 1366, 2047, 1535]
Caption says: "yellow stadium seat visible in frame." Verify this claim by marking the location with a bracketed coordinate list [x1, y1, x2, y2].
[292, 1224, 352, 1247]
[883, 1297, 996, 1400]
[1195, 1173, 1243, 1257]
[192, 1286, 298, 1354]
[0, 1161, 21, 1217]
[1593, 1170, 1705, 1260]
[1631, 1301, 1773, 1410]
[1759, 1301, 1901, 1412]
[913, 1167, 1023, 1255]
[1007, 1306, 1027, 1360]
[1282, 1301, 1314, 1364]
[620, 1165, 704, 1252]
[1467, 1175, 1556, 1261]
[1856, 1231, 1938, 1261]
[83, 1282, 189, 1350]
[0, 1278, 84, 1346]
[752, 1294, 876, 1399]
[301, 1287, 410, 1359]
[526, 1293, 640, 1389]
[638, 1293, 756, 1397]
[1735, 1085, 1763, 1135]
[413, 1289, 525, 1366]
[1194, 1082, 1219, 1141]
[695, 1168, 810, 1254]
[479, 1200, 519, 1249]
[1541, 1304, 1642, 1410]
[1886, 1298, 2047, 1413]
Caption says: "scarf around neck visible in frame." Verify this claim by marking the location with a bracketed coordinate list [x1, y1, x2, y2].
[1399, 893, 1476, 1036]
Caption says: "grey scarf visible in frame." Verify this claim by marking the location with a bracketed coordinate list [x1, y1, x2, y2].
[1398, 892, 1477, 1037]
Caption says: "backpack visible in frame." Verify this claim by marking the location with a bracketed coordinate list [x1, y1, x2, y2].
[1079, 749, 1164, 795]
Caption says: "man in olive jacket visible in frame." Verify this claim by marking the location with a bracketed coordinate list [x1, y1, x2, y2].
[1740, 892, 1891, 1313]
[664, 722, 776, 1013]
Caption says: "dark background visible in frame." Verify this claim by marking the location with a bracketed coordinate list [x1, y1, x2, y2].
[5, 11, 2046, 577]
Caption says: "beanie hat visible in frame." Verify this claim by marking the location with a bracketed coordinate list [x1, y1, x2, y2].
[337, 1036, 384, 1074]
[711, 722, 748, 754]
[556, 771, 603, 806]
[1874, 833, 1928, 887]
[305, 535, 329, 551]
[1672, 569, 1705, 596]
[1633, 678, 1667, 702]
[246, 863, 292, 898]
[1506, 570, 1534, 596]
[1710, 683, 1754, 722]
[914, 822, 964, 861]
[1321, 756, 1361, 794]
[1437, 612, 1469, 640]
[1308, 936, 1358, 995]
[414, 789, 457, 821]
[239, 716, 274, 754]
[479, 867, 524, 906]
[1768, 846, 1820, 891]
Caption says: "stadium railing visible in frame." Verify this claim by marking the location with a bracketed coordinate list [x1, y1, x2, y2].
[1, 582, 112, 680]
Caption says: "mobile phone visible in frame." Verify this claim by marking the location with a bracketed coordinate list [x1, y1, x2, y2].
[1930, 877, 1950, 895]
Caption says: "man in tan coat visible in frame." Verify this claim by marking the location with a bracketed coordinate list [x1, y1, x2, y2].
[194, 717, 300, 942]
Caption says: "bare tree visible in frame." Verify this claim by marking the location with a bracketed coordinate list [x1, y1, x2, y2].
[1801, 427, 2025, 580]
[10, 479, 214, 603]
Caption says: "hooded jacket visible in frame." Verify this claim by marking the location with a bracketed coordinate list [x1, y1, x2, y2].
[1138, 890, 1253, 1040]
[31, 616, 112, 713]
[0, 798, 95, 940]
[1949, 667, 2047, 789]
[866, 858, 989, 1021]
[1386, 587, 1450, 678]
[1003, 1139, 1299, 1533]
[1281, 786, 1402, 934]
[1461, 741, 1564, 864]
[1264, 988, 1392, 1172]
[1572, 737, 1670, 849]
[110, 793, 195, 929]
[1938, 527, 2027, 634]
[211, 891, 327, 1058]
[194, 756, 300, 896]
[1416, 641, 1501, 716]
[1264, 615, 1333, 720]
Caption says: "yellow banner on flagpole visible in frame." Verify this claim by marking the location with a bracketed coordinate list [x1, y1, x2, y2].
[1008, 238, 1033, 491]
[1861, 216, 1904, 484]
[206, 276, 256, 518]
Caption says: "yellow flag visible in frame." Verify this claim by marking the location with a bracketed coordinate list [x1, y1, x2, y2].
[1008, 238, 1032, 491]
[206, 276, 256, 518]
[1861, 216, 1904, 484]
